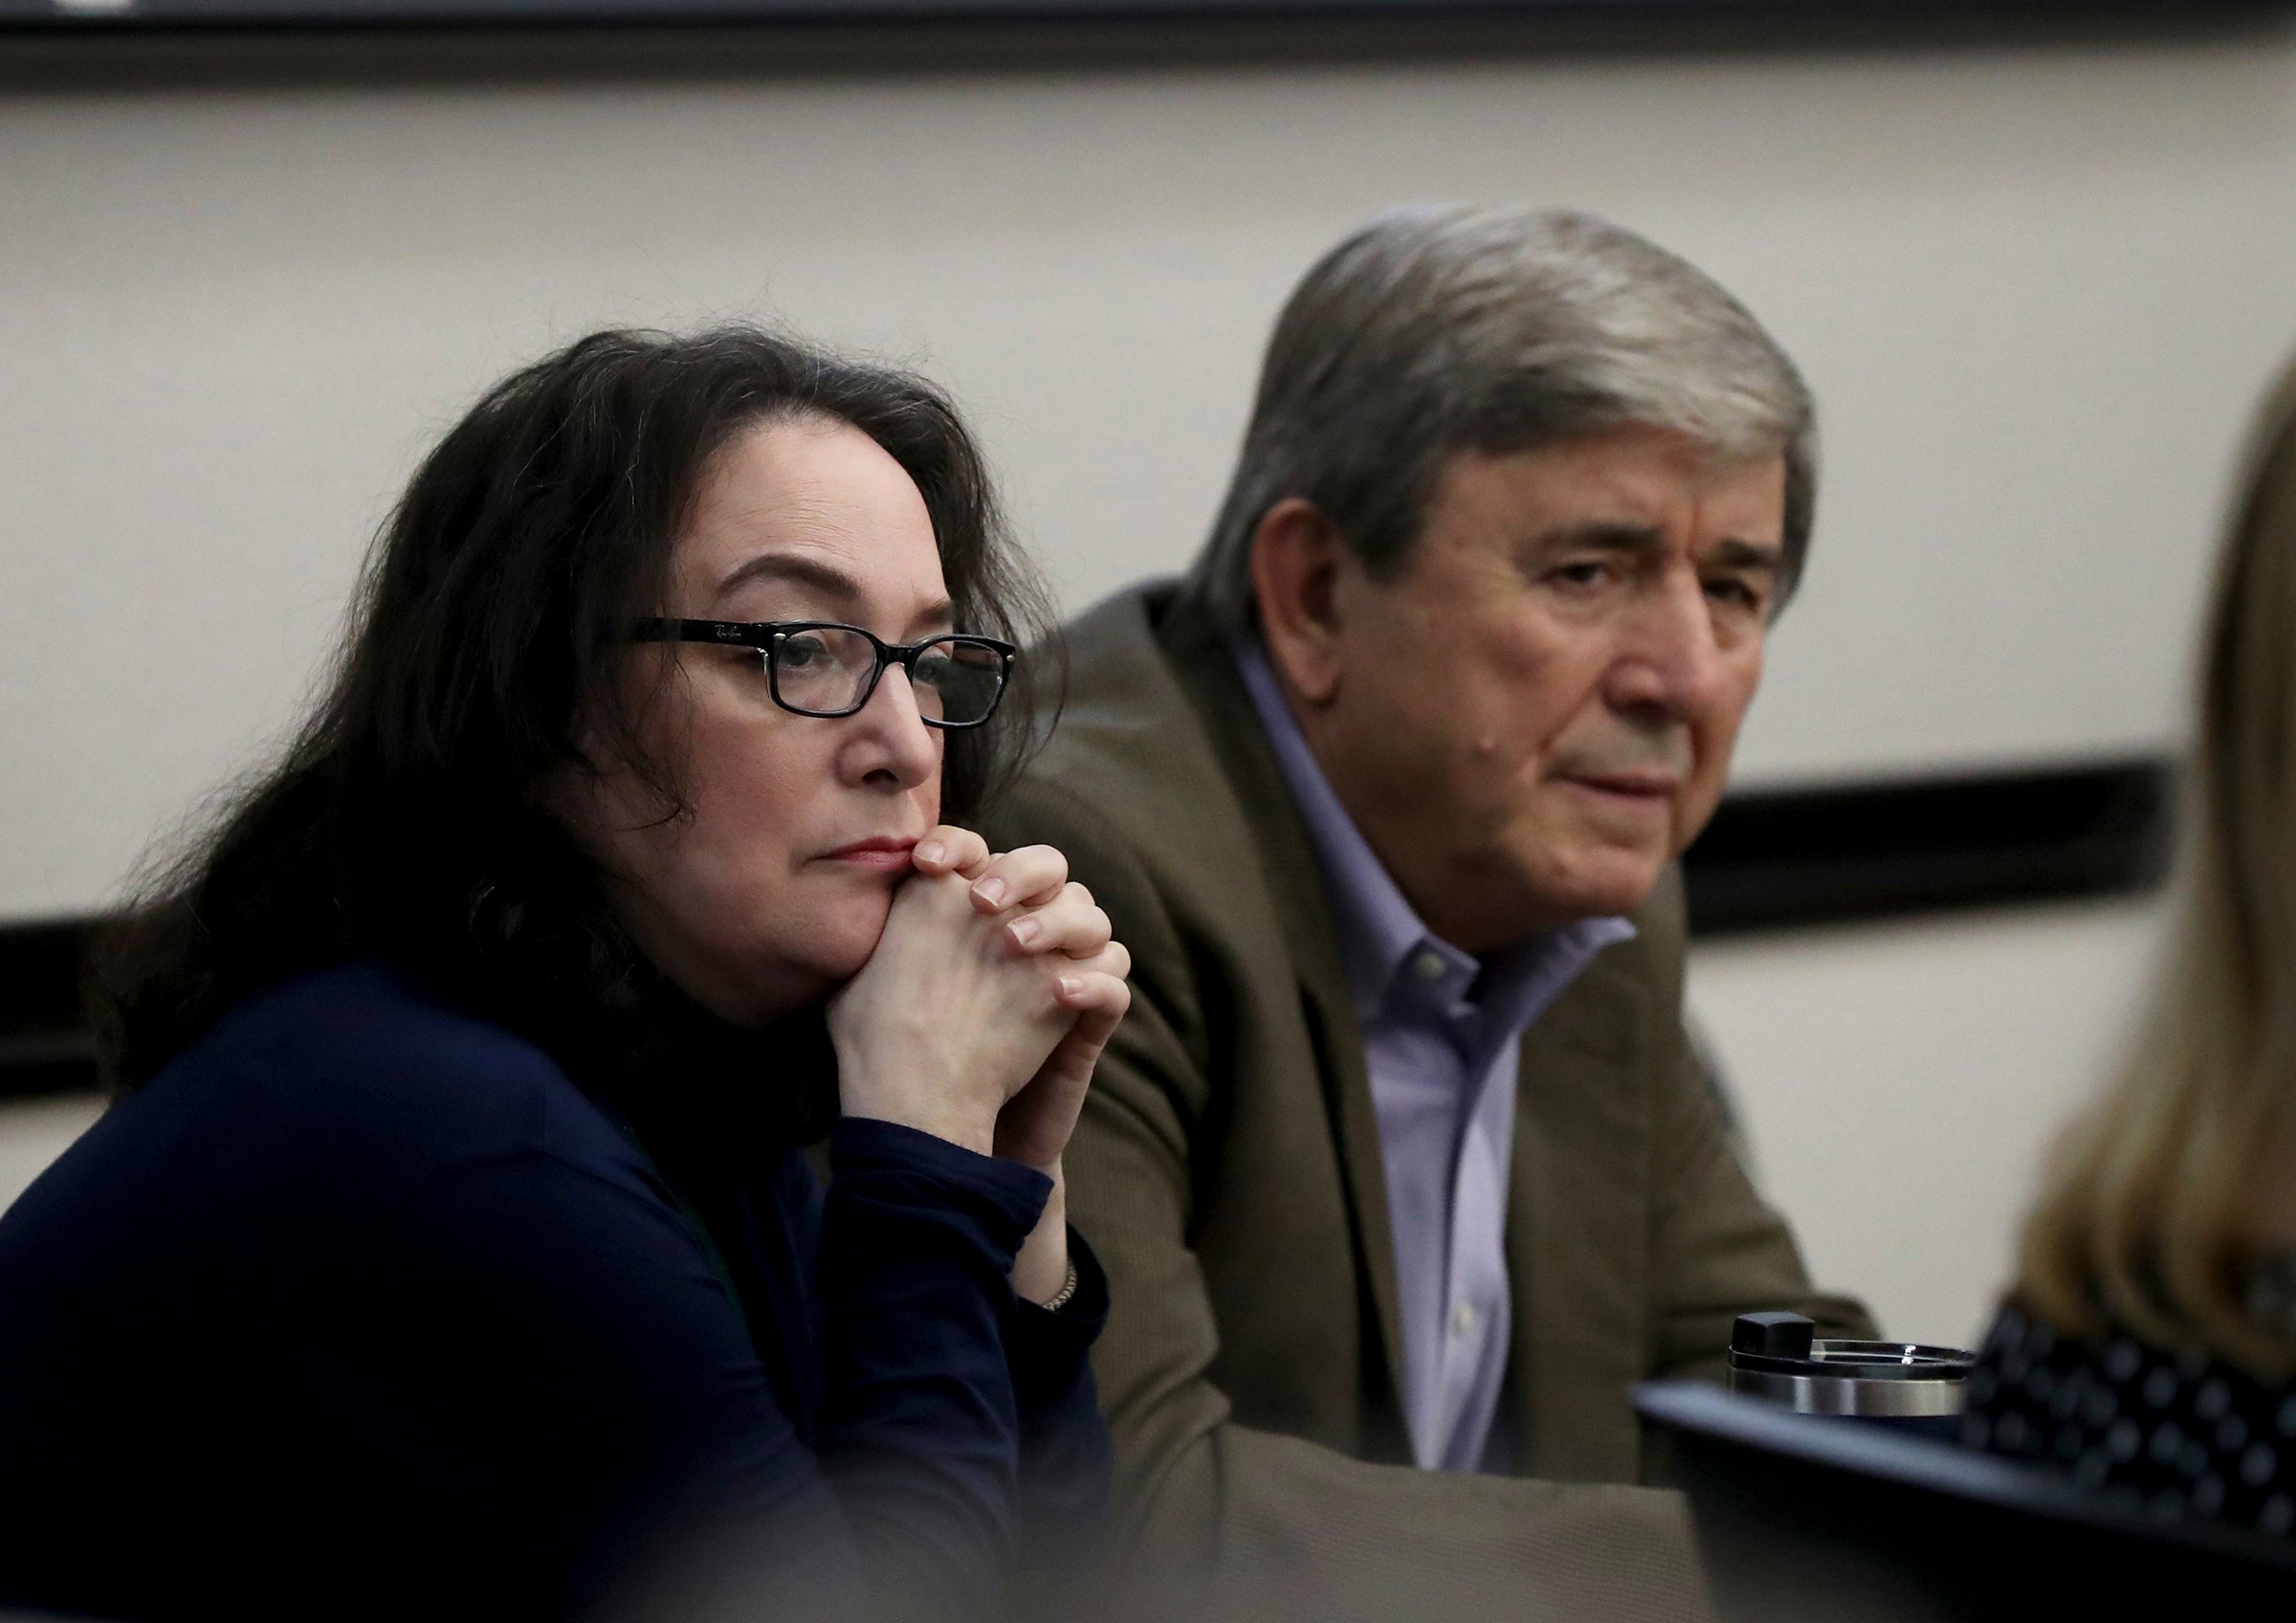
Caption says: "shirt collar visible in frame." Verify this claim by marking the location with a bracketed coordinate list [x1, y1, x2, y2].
[1228, 631, 1634, 1029]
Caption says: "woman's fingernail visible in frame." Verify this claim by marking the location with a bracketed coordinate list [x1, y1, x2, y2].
[975, 878, 1008, 906]
[1058, 975, 1085, 998]
[1009, 917, 1042, 947]
[916, 840, 945, 866]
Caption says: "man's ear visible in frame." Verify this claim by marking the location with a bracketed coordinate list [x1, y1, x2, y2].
[1248, 498, 1350, 706]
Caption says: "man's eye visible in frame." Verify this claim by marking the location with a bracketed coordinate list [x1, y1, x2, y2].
[1550, 561, 1610, 589]
[1705, 577, 1768, 613]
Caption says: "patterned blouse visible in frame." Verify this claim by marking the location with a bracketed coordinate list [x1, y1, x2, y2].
[1961, 1258, 2296, 1540]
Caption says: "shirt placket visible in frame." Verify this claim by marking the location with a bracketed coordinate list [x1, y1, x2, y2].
[1435, 1023, 1519, 1471]
[1375, 962, 1466, 1470]
[1396, 943, 1503, 1472]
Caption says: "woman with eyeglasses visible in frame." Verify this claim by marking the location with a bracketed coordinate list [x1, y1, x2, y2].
[0, 328, 1128, 1622]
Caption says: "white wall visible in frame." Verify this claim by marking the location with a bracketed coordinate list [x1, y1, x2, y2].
[0, 1094, 104, 1219]
[3, 24, 2288, 1334]
[1690, 898, 2166, 1347]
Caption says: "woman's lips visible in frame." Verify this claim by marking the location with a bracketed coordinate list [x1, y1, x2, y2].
[823, 836, 918, 873]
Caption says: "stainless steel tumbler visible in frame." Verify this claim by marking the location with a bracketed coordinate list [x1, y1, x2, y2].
[1725, 1311, 1973, 1429]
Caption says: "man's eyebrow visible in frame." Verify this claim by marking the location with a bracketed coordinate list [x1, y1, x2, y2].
[1523, 523, 1785, 579]
[1525, 521, 1668, 555]
[1706, 538, 1787, 574]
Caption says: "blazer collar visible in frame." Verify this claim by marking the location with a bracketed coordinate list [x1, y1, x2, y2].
[1150, 583, 1411, 1409]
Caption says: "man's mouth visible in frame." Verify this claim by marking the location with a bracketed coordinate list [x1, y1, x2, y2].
[1560, 770, 1680, 806]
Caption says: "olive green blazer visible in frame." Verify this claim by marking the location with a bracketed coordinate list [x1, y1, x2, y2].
[985, 581, 1873, 1622]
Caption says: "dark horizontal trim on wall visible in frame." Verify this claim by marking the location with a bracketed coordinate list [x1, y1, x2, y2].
[3, 5, 2285, 98]
[5, 0, 2285, 28]
[0, 0, 2285, 74]
[1682, 755, 2175, 939]
[0, 917, 100, 1101]
[0, 756, 2177, 1098]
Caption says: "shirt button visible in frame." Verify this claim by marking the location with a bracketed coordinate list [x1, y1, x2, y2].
[1451, 1301, 1478, 1339]
[1413, 949, 1448, 984]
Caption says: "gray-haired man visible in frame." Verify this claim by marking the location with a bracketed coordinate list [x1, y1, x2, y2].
[984, 208, 1873, 1619]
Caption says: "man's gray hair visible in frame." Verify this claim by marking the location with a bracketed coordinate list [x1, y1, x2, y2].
[1190, 205, 1818, 634]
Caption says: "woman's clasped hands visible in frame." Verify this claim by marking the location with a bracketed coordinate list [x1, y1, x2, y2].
[828, 827, 1130, 1302]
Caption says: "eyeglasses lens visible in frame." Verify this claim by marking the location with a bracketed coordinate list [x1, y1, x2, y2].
[772, 628, 1005, 724]
[912, 637, 1006, 726]
[772, 628, 877, 716]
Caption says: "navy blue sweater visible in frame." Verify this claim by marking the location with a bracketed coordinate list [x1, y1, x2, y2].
[0, 961, 1109, 1621]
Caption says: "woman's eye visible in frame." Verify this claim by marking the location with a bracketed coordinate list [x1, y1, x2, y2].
[779, 635, 828, 668]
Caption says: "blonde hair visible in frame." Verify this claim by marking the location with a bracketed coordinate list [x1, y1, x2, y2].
[2017, 356, 2296, 1375]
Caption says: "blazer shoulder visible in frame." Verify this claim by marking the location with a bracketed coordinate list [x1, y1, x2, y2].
[990, 585, 1331, 1087]
[1030, 588, 1227, 791]
[997, 583, 1266, 914]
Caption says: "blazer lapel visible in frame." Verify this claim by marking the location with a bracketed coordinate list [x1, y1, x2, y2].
[1506, 953, 1653, 1481]
[1291, 921, 1407, 1436]
[1154, 587, 1411, 1420]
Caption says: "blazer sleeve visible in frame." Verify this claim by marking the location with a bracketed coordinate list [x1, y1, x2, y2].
[1645, 1034, 1881, 1388]
[1632, 876, 1879, 1395]
[992, 782, 1714, 1623]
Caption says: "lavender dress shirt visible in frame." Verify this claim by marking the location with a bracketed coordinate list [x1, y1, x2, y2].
[1232, 637, 1634, 1473]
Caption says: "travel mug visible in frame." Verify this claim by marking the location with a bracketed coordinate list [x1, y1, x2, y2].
[1726, 1311, 1974, 1439]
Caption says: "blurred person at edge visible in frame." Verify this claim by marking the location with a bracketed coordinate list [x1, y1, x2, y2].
[982, 205, 1876, 1622]
[0, 328, 1129, 1623]
[1962, 355, 2296, 1537]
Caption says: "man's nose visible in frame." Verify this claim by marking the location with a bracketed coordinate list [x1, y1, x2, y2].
[1604, 570, 1728, 719]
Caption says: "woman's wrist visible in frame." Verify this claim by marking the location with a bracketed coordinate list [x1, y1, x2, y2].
[836, 1068, 998, 1158]
[1010, 1164, 1071, 1304]
[839, 1110, 995, 1159]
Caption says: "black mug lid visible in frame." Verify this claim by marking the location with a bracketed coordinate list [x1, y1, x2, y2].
[1732, 1311, 1818, 1360]
[1729, 1312, 1974, 1382]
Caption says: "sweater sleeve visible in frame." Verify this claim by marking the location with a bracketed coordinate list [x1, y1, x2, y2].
[1005, 1231, 1115, 1616]
[285, 1118, 1078, 1623]
[812, 1117, 1062, 1615]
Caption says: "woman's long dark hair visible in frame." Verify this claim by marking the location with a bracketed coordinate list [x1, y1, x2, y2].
[93, 325, 1053, 1092]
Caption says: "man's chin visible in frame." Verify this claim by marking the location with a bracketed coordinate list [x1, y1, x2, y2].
[1531, 848, 1667, 924]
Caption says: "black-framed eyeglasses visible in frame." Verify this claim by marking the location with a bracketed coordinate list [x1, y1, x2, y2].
[629, 618, 1018, 729]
